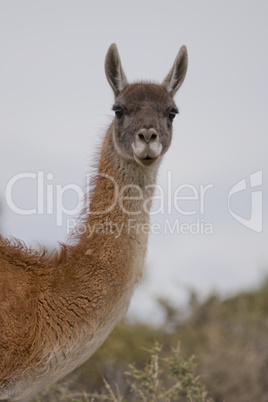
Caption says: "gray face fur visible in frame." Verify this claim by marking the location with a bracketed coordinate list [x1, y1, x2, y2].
[105, 44, 188, 167]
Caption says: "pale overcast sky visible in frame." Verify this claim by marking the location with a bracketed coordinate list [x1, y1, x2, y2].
[0, 1, 267, 323]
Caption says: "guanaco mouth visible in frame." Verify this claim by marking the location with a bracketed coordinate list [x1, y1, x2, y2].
[133, 153, 158, 166]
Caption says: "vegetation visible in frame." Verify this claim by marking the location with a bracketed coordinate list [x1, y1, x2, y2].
[34, 280, 268, 401]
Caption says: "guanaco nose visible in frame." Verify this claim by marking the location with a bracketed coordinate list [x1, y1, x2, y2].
[137, 128, 159, 143]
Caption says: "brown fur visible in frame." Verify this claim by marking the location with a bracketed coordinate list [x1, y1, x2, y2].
[0, 44, 187, 401]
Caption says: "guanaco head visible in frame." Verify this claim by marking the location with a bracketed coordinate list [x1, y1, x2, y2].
[105, 43, 188, 167]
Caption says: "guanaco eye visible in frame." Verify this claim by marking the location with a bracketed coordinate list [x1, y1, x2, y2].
[169, 110, 178, 121]
[112, 106, 123, 118]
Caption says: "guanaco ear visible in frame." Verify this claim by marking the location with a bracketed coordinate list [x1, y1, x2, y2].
[161, 45, 188, 97]
[105, 43, 128, 97]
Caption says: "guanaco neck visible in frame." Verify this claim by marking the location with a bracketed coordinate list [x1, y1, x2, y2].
[71, 124, 161, 282]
